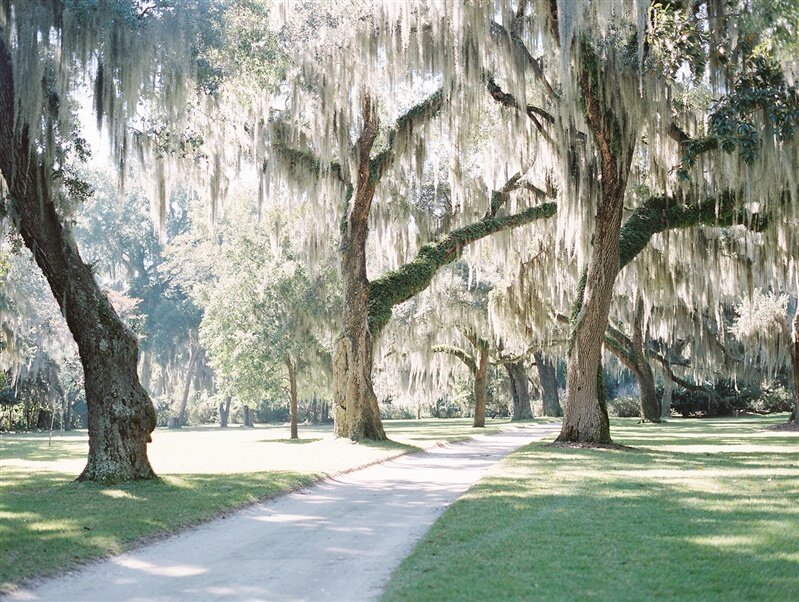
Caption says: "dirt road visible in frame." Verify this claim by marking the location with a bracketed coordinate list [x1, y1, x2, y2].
[9, 423, 559, 601]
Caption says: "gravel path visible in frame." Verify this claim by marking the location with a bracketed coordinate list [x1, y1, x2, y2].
[9, 423, 559, 602]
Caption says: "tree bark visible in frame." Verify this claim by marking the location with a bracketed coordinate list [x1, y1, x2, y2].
[535, 351, 562, 417]
[0, 36, 156, 481]
[332, 97, 387, 441]
[505, 360, 533, 420]
[791, 302, 799, 423]
[557, 41, 636, 444]
[139, 349, 152, 394]
[243, 405, 254, 427]
[473, 343, 489, 428]
[661, 370, 674, 418]
[219, 396, 231, 427]
[632, 299, 661, 423]
[286, 356, 299, 439]
[174, 339, 198, 427]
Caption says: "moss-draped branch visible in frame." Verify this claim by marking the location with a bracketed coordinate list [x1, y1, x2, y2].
[432, 344, 477, 373]
[271, 134, 346, 184]
[567, 190, 767, 341]
[369, 87, 444, 184]
[618, 191, 767, 270]
[368, 201, 557, 332]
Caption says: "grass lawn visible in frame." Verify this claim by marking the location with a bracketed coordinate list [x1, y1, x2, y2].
[383, 415, 799, 601]
[0, 417, 511, 592]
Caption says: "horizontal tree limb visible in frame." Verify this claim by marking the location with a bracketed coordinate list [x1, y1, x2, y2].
[368, 201, 557, 332]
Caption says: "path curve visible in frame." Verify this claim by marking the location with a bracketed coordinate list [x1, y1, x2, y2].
[9, 423, 560, 602]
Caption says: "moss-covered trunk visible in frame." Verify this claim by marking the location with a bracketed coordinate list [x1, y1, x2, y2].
[332, 97, 386, 441]
[534, 351, 562, 417]
[557, 40, 635, 445]
[0, 36, 156, 482]
[505, 360, 533, 420]
[473, 344, 489, 428]
[286, 356, 299, 439]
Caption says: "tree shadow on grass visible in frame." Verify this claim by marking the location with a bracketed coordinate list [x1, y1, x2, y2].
[384, 436, 799, 602]
[0, 471, 317, 593]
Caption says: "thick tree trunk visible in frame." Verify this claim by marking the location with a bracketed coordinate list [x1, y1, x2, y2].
[174, 341, 198, 427]
[791, 304, 799, 423]
[0, 38, 156, 481]
[661, 370, 674, 418]
[333, 97, 386, 441]
[558, 189, 622, 443]
[535, 351, 562, 417]
[286, 356, 299, 439]
[505, 361, 533, 420]
[243, 405, 254, 427]
[557, 40, 635, 445]
[633, 299, 661, 423]
[219, 396, 231, 427]
[473, 344, 489, 428]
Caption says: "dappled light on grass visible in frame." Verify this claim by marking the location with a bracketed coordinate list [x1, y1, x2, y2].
[383, 416, 799, 601]
[1, 417, 531, 592]
[0, 471, 316, 592]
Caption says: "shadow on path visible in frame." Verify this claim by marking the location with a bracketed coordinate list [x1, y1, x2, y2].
[7, 423, 560, 602]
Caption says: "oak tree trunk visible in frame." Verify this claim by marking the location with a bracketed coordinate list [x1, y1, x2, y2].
[505, 361, 533, 420]
[557, 41, 636, 444]
[633, 298, 661, 423]
[219, 396, 232, 428]
[0, 37, 156, 481]
[791, 304, 799, 423]
[175, 341, 199, 427]
[243, 405, 254, 427]
[286, 356, 299, 439]
[535, 351, 562, 417]
[558, 187, 622, 443]
[661, 370, 674, 418]
[139, 350, 152, 393]
[332, 97, 386, 441]
[473, 344, 489, 428]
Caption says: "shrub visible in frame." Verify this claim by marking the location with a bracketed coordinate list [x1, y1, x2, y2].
[751, 385, 793, 413]
[607, 396, 640, 418]
[431, 397, 463, 418]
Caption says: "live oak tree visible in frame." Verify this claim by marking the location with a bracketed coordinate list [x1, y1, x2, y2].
[0, 1, 214, 480]
[268, 3, 557, 440]
[424, 1, 799, 443]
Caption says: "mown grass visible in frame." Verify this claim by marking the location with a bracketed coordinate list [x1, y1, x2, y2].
[0, 470, 317, 593]
[0, 417, 518, 592]
[383, 415, 799, 601]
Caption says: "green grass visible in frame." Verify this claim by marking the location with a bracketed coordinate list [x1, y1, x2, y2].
[0, 417, 522, 592]
[0, 470, 317, 593]
[383, 415, 799, 601]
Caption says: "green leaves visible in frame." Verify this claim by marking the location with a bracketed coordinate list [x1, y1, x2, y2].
[648, 2, 709, 80]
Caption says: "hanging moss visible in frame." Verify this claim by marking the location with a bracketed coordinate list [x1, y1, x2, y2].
[368, 202, 556, 333]
[618, 191, 767, 270]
